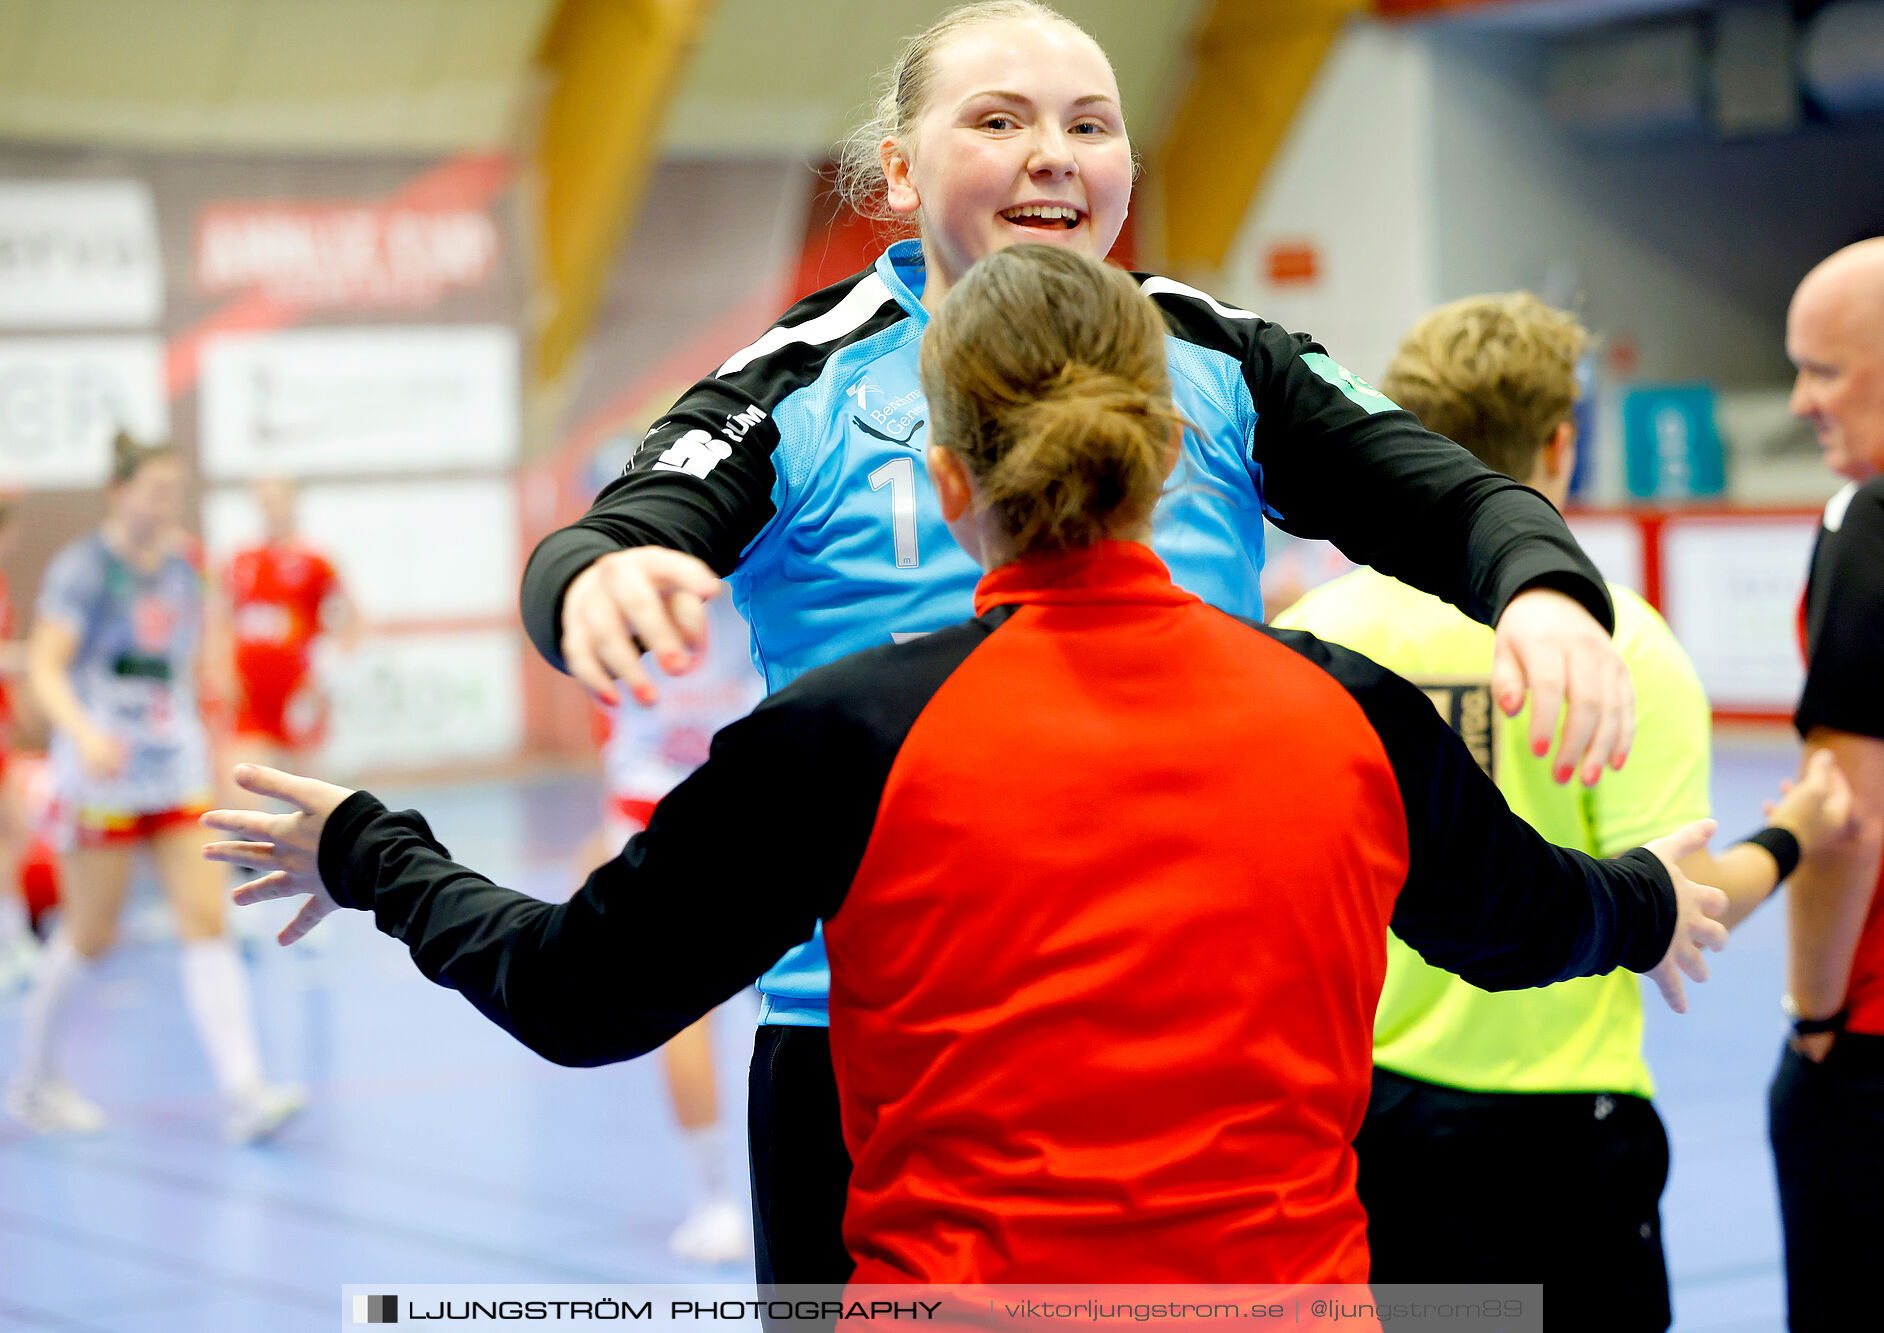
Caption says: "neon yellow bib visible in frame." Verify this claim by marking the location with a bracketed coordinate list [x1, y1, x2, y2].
[1275, 572, 1711, 1096]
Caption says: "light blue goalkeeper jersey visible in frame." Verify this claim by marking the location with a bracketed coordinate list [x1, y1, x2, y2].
[521, 238, 1612, 1027]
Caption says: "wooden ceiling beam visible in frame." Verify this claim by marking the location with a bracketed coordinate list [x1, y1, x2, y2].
[532, 0, 716, 385]
[1147, 0, 1366, 278]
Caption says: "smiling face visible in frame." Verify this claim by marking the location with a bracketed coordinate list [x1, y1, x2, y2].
[1788, 247, 1884, 483]
[881, 18, 1133, 307]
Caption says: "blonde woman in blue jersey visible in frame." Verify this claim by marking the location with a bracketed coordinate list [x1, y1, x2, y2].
[519, 2, 1640, 1282]
[1276, 293, 1853, 1329]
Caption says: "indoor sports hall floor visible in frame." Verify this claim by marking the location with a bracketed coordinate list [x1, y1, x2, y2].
[0, 734, 1804, 1332]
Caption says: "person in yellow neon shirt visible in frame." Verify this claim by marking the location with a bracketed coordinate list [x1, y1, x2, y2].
[1274, 292, 1851, 1331]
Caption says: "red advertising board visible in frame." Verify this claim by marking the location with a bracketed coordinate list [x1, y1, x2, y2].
[194, 198, 498, 311]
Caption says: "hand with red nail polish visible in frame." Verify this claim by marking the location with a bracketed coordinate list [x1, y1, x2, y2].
[558, 547, 724, 708]
[1491, 587, 1634, 786]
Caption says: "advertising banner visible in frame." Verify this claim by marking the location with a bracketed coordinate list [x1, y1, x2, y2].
[1565, 514, 1647, 597]
[195, 199, 499, 310]
[318, 629, 522, 775]
[1661, 516, 1816, 709]
[199, 324, 519, 478]
[0, 179, 164, 328]
[0, 335, 167, 488]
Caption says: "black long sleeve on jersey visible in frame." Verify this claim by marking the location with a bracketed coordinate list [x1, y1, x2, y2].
[319, 601, 1669, 1071]
[1259, 626, 1674, 987]
[1150, 294, 1609, 636]
[519, 269, 1611, 675]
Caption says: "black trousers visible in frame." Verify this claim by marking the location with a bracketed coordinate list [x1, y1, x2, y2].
[1769, 1032, 1884, 1331]
[1356, 1066, 1671, 1331]
[748, 1023, 856, 1286]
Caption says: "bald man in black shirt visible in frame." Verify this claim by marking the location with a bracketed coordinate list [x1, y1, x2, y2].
[1772, 236, 1884, 1331]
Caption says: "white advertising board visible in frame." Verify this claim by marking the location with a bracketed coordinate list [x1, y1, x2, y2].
[198, 325, 519, 479]
[316, 629, 522, 776]
[1565, 515, 1647, 598]
[0, 336, 167, 489]
[0, 180, 164, 328]
[203, 477, 518, 623]
[1661, 517, 1818, 710]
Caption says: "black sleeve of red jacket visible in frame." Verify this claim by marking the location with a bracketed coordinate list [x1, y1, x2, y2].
[1259, 624, 1675, 987]
[1143, 282, 1612, 633]
[1796, 477, 1884, 741]
[314, 619, 998, 1067]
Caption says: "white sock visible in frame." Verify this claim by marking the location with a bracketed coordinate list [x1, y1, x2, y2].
[15, 933, 90, 1087]
[681, 1122, 730, 1203]
[179, 937, 265, 1098]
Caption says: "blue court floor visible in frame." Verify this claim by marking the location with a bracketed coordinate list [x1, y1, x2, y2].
[0, 734, 1805, 1331]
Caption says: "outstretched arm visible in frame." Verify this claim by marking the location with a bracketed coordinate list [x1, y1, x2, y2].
[1266, 626, 1724, 1005]
[523, 276, 903, 703]
[1783, 730, 1884, 1056]
[1222, 314, 1628, 785]
[204, 670, 898, 1066]
[1678, 750, 1856, 930]
[205, 760, 825, 1065]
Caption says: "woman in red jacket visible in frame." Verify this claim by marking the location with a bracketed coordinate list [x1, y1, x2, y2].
[204, 244, 1726, 1283]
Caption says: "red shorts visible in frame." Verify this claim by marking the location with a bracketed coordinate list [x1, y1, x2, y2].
[72, 804, 209, 849]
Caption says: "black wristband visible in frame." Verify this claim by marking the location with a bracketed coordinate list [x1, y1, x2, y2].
[1793, 1008, 1849, 1037]
[1741, 826, 1802, 883]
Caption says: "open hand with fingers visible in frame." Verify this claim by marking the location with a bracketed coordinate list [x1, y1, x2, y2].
[1490, 586, 1636, 787]
[1641, 818, 1731, 1013]
[1764, 749, 1858, 860]
[559, 546, 724, 707]
[201, 764, 357, 946]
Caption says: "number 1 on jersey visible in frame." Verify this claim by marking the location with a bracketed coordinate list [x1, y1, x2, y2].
[869, 456, 921, 569]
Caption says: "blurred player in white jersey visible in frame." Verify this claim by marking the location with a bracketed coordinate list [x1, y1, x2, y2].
[578, 592, 764, 1265]
[6, 436, 302, 1143]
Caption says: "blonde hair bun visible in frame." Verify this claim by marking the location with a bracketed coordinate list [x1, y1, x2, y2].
[920, 244, 1181, 556]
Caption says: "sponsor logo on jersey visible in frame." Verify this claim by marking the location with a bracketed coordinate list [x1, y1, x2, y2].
[651, 428, 733, 479]
[1417, 678, 1496, 779]
[851, 415, 926, 449]
[132, 592, 179, 655]
[1301, 351, 1397, 414]
[720, 403, 768, 443]
[846, 377, 925, 446]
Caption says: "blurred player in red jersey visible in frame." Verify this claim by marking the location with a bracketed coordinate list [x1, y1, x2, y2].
[223, 478, 358, 774]
[0, 497, 42, 994]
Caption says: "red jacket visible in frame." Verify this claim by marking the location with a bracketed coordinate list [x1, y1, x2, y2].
[321, 541, 1675, 1283]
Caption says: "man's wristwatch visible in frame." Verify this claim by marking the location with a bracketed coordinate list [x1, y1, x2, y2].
[1781, 994, 1849, 1036]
